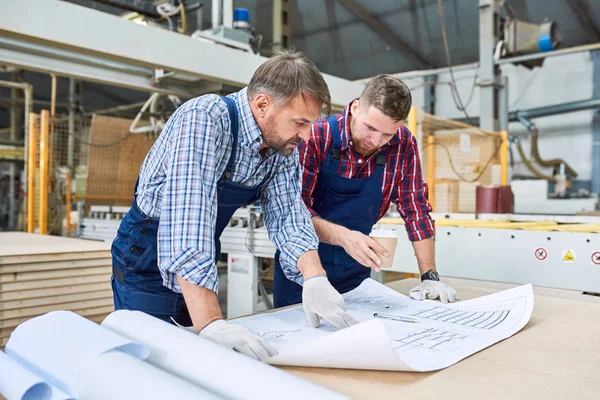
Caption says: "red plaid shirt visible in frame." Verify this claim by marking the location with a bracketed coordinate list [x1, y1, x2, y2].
[298, 100, 435, 242]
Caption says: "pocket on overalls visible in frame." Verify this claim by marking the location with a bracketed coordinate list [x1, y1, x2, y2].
[111, 219, 158, 274]
[124, 221, 158, 273]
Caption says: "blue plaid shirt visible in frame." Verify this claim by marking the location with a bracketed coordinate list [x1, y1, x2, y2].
[136, 88, 318, 294]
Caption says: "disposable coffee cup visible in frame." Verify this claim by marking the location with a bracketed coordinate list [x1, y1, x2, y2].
[369, 229, 399, 269]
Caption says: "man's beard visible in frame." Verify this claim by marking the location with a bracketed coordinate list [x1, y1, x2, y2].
[350, 117, 376, 156]
[262, 116, 301, 156]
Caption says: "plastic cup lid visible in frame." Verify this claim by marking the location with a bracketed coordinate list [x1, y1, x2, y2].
[369, 229, 398, 238]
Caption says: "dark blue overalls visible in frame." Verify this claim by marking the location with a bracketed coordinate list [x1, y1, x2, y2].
[273, 115, 386, 308]
[111, 96, 267, 324]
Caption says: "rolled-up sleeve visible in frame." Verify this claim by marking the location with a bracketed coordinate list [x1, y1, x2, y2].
[158, 107, 223, 294]
[261, 152, 319, 285]
[394, 134, 435, 242]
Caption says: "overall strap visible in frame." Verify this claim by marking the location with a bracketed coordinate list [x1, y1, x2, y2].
[327, 115, 342, 160]
[220, 96, 239, 178]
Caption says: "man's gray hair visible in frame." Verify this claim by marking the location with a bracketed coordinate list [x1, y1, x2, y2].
[248, 49, 331, 114]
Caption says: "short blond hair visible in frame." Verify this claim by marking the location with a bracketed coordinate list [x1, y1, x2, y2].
[360, 74, 412, 122]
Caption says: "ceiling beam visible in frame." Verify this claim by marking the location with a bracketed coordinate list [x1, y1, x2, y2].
[0, 0, 364, 110]
[565, 0, 600, 43]
[335, 0, 433, 69]
[85, 0, 162, 18]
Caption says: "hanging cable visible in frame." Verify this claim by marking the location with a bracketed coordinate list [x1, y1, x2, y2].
[424, 138, 502, 183]
[436, 0, 476, 124]
[510, 70, 539, 109]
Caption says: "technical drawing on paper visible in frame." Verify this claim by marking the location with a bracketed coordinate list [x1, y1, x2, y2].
[342, 284, 410, 319]
[391, 328, 470, 351]
[409, 307, 511, 330]
[258, 328, 304, 345]
[345, 295, 407, 313]
[233, 278, 534, 372]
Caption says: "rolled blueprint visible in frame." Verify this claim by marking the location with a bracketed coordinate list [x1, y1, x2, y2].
[0, 350, 51, 400]
[76, 351, 220, 400]
[5, 311, 148, 398]
[102, 310, 348, 400]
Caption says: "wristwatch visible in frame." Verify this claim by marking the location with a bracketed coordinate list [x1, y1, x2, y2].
[421, 270, 440, 282]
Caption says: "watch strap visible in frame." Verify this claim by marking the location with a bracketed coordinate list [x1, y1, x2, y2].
[421, 270, 440, 282]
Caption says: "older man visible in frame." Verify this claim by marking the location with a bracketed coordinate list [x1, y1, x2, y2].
[111, 50, 358, 362]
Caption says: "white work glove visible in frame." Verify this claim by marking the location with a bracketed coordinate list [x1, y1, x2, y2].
[409, 280, 460, 304]
[199, 319, 279, 361]
[302, 276, 360, 329]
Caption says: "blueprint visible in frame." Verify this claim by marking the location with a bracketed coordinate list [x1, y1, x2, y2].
[1, 311, 149, 400]
[233, 279, 534, 371]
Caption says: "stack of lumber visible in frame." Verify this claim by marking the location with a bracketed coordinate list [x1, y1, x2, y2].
[0, 233, 113, 347]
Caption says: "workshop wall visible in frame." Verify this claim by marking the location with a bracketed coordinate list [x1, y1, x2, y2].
[404, 52, 594, 186]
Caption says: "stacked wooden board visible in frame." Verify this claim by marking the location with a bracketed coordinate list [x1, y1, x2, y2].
[0, 233, 113, 347]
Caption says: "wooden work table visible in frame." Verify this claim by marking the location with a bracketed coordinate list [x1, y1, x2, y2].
[279, 278, 600, 400]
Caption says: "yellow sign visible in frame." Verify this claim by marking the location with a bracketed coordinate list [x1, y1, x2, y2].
[562, 250, 576, 263]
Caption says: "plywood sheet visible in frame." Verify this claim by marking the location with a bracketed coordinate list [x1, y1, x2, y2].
[0, 304, 114, 334]
[0, 282, 110, 302]
[0, 232, 109, 257]
[1, 289, 111, 311]
[0, 232, 113, 351]
[0, 297, 113, 321]
[0, 274, 109, 293]
[0, 266, 111, 283]
[0, 250, 111, 266]
[0, 258, 111, 274]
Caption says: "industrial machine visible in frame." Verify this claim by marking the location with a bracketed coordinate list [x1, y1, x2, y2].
[511, 180, 598, 215]
[129, 0, 263, 135]
[78, 204, 272, 318]
[496, 4, 561, 69]
[191, 2, 262, 54]
[378, 214, 600, 296]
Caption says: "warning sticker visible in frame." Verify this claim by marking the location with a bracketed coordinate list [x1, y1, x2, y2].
[591, 252, 600, 266]
[562, 250, 576, 263]
[534, 248, 547, 261]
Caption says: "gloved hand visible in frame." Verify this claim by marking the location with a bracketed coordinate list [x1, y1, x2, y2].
[199, 319, 279, 361]
[302, 276, 359, 329]
[409, 280, 460, 304]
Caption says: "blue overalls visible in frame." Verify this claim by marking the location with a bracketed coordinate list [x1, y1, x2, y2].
[111, 96, 267, 324]
[273, 115, 387, 308]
